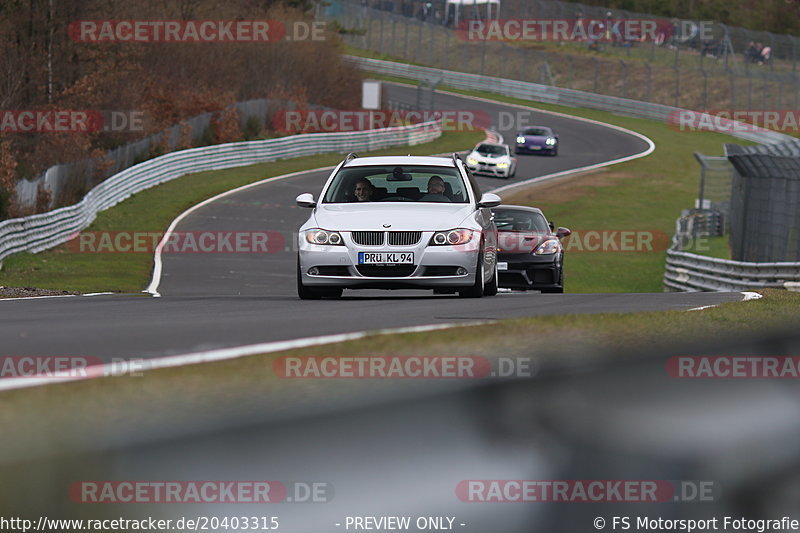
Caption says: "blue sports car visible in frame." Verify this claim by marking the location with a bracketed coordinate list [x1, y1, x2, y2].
[515, 126, 559, 156]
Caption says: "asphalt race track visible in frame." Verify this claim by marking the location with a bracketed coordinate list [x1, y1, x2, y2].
[0, 85, 745, 362]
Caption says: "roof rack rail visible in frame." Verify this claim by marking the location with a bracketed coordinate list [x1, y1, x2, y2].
[344, 152, 358, 163]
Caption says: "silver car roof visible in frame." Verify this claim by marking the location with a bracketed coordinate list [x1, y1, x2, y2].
[342, 155, 455, 167]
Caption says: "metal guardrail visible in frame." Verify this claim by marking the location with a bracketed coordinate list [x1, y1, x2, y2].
[347, 55, 796, 146]
[665, 206, 800, 292]
[0, 120, 442, 269]
[664, 248, 800, 291]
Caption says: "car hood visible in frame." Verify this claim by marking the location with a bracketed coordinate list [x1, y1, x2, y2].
[497, 231, 550, 253]
[313, 203, 476, 231]
[469, 151, 510, 162]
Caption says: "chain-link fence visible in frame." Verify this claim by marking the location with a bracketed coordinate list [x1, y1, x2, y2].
[728, 154, 800, 262]
[326, 0, 800, 113]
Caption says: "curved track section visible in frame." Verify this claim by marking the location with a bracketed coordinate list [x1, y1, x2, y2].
[0, 85, 742, 363]
[156, 84, 652, 297]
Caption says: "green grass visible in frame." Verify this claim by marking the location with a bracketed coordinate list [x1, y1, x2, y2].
[684, 234, 731, 259]
[0, 129, 483, 293]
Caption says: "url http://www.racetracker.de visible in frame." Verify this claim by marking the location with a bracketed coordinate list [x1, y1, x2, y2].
[0, 515, 280, 532]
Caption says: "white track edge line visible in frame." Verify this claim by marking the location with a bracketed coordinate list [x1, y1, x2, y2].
[741, 291, 763, 301]
[686, 304, 717, 312]
[0, 320, 490, 392]
[687, 291, 764, 311]
[0, 292, 113, 303]
[144, 166, 336, 296]
[0, 294, 78, 302]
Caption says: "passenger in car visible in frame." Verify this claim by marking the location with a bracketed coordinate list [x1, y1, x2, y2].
[353, 178, 375, 202]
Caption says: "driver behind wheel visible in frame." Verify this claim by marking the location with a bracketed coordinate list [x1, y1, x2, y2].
[419, 175, 450, 202]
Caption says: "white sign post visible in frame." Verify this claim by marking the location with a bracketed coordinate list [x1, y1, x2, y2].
[362, 80, 381, 110]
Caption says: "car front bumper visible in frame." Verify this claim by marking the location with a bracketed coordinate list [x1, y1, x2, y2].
[466, 162, 511, 177]
[515, 143, 555, 154]
[298, 232, 481, 289]
[497, 253, 562, 290]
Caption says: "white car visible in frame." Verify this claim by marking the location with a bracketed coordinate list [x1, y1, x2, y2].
[465, 143, 517, 178]
[295, 154, 501, 299]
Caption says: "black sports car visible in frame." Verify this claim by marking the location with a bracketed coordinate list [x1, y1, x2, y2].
[494, 205, 570, 293]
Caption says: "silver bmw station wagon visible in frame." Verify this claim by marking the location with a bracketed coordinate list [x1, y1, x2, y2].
[295, 154, 501, 299]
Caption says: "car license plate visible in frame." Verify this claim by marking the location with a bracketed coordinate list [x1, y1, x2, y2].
[530, 146, 541, 150]
[497, 262, 508, 271]
[358, 252, 414, 264]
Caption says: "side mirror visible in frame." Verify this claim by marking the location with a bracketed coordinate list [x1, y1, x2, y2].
[296, 193, 316, 208]
[556, 227, 571, 239]
[477, 193, 501, 208]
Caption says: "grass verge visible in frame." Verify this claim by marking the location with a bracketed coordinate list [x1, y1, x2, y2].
[684, 234, 731, 259]
[0, 129, 483, 293]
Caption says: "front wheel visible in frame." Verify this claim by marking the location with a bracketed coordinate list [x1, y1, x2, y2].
[459, 252, 485, 298]
[297, 259, 343, 299]
[541, 267, 564, 293]
[484, 262, 498, 296]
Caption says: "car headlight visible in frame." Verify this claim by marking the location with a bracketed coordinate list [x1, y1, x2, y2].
[534, 239, 561, 255]
[497, 162, 509, 168]
[304, 229, 344, 245]
[516, 136, 526, 144]
[466, 157, 478, 166]
[545, 137, 556, 145]
[430, 229, 475, 246]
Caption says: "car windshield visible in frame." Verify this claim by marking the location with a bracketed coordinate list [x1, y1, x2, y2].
[475, 144, 507, 155]
[494, 210, 550, 232]
[523, 127, 551, 136]
[322, 165, 469, 203]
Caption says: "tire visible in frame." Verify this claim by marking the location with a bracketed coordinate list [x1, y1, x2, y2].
[297, 259, 343, 300]
[459, 252, 485, 298]
[550, 147, 558, 157]
[484, 261, 498, 296]
[540, 267, 564, 293]
[541, 286, 564, 293]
